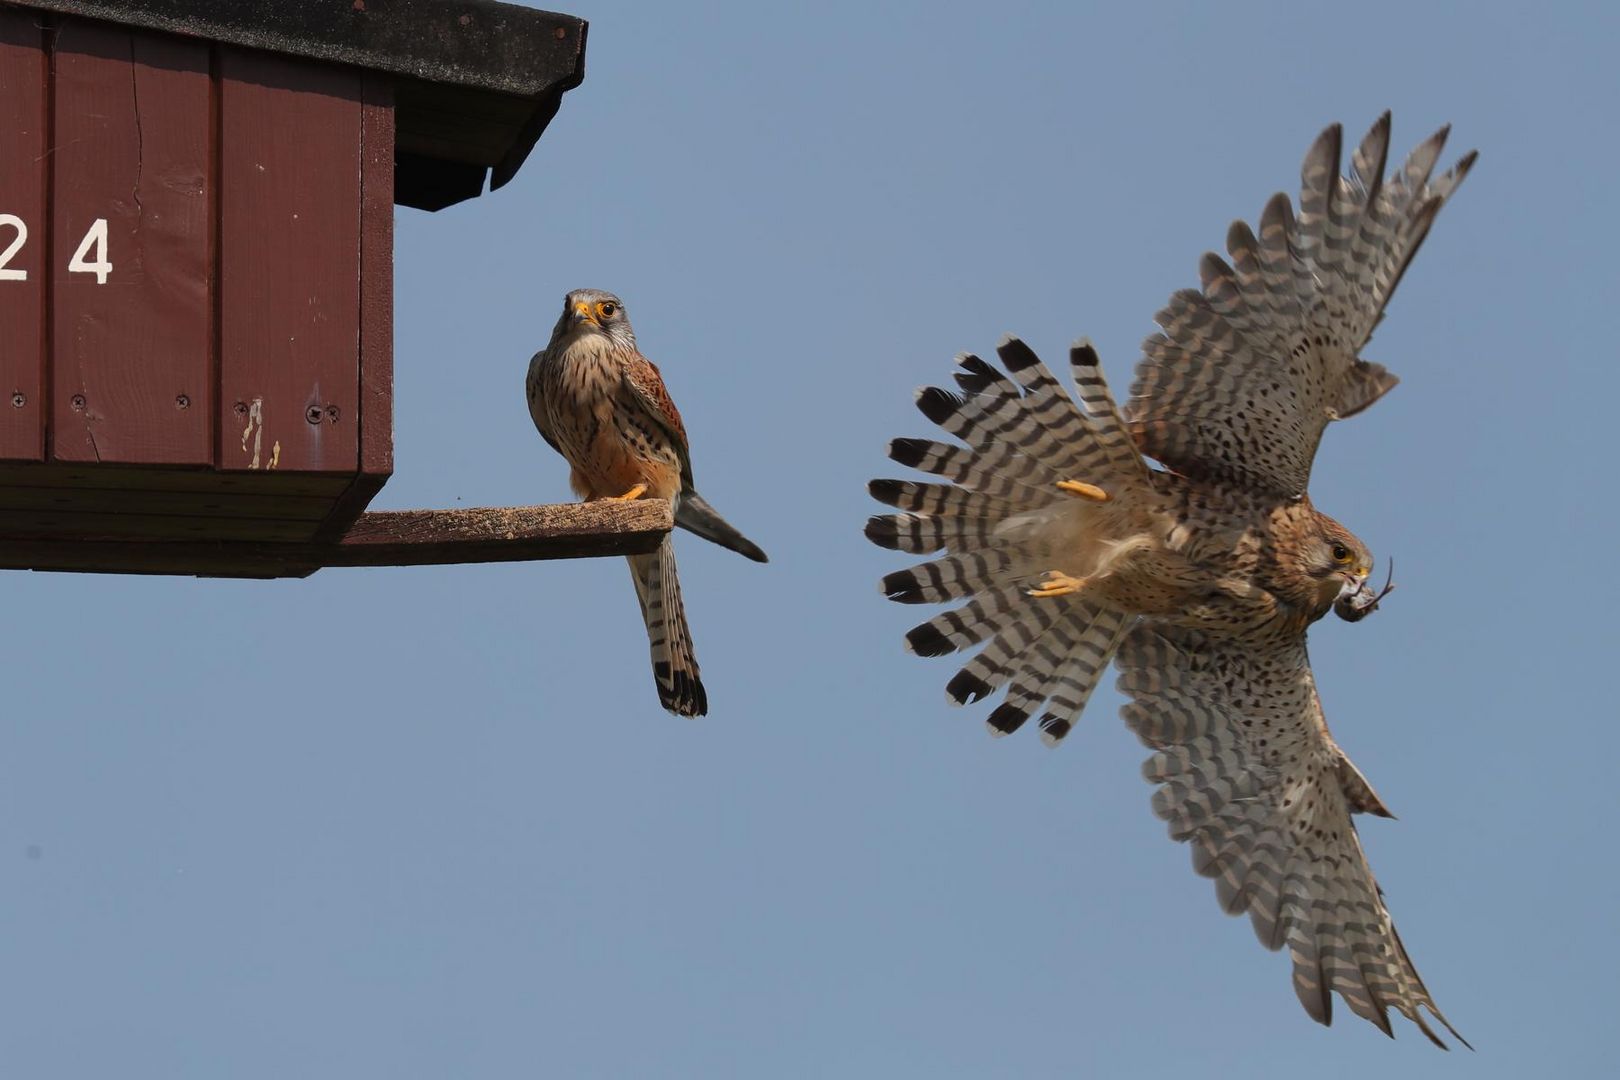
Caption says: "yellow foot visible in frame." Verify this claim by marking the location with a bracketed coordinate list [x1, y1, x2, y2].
[602, 483, 649, 502]
[1028, 570, 1088, 598]
[1057, 480, 1110, 502]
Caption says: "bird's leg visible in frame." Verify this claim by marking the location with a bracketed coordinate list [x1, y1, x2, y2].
[1056, 480, 1110, 502]
[1028, 570, 1088, 598]
[601, 483, 649, 502]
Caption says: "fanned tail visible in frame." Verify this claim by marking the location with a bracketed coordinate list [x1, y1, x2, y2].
[628, 537, 706, 716]
[869, 337, 1147, 743]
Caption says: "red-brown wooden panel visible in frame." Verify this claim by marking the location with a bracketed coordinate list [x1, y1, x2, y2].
[317, 71, 395, 540]
[50, 21, 212, 465]
[359, 72, 394, 480]
[0, 11, 47, 462]
[219, 50, 361, 475]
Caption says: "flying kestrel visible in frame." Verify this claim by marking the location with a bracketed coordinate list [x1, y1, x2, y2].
[528, 289, 767, 716]
[867, 115, 1474, 1045]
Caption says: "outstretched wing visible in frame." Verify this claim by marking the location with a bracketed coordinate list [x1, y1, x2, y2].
[1125, 113, 1476, 497]
[1114, 620, 1465, 1047]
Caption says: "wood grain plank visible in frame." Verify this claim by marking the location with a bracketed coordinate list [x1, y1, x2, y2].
[316, 70, 394, 540]
[219, 49, 361, 475]
[0, 461, 350, 497]
[0, 499, 671, 579]
[0, 10, 47, 462]
[0, 507, 320, 541]
[50, 20, 211, 464]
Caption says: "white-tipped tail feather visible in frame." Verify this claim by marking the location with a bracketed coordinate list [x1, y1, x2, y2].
[868, 338, 1153, 743]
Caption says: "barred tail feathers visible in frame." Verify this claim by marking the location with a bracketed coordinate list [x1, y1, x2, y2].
[628, 538, 706, 717]
[869, 337, 1145, 743]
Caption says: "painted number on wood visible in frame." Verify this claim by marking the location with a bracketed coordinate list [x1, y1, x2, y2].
[68, 218, 112, 284]
[0, 216, 115, 283]
[0, 214, 26, 281]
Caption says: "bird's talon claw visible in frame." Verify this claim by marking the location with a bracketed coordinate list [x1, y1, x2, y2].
[1028, 570, 1088, 598]
[1056, 480, 1110, 502]
[603, 483, 648, 502]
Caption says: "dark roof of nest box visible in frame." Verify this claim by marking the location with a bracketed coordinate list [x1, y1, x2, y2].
[15, 0, 587, 210]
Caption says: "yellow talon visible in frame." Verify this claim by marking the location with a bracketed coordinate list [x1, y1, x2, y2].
[604, 483, 648, 502]
[1028, 570, 1088, 598]
[1057, 480, 1110, 502]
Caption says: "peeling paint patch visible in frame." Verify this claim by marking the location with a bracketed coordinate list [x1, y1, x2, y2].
[241, 397, 264, 468]
[268, 440, 281, 470]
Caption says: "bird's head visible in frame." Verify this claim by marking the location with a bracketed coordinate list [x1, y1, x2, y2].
[553, 288, 635, 347]
[1303, 520, 1375, 612]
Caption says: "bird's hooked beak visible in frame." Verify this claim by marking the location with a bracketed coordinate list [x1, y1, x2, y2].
[1337, 564, 1372, 601]
[572, 300, 599, 327]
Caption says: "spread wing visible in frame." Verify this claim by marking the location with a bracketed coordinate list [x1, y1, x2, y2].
[1125, 114, 1476, 497]
[1114, 620, 1467, 1047]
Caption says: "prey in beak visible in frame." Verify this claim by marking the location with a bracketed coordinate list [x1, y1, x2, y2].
[1335, 560, 1396, 622]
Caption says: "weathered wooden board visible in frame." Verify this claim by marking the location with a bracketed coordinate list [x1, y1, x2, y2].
[50, 20, 212, 465]
[0, 499, 672, 579]
[0, 9, 48, 462]
[218, 50, 361, 475]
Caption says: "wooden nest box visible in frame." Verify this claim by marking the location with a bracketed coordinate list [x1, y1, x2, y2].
[0, 0, 668, 577]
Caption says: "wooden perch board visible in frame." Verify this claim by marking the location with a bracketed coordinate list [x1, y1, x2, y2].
[0, 499, 672, 579]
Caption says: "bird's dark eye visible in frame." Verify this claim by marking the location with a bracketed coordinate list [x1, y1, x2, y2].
[1331, 543, 1351, 563]
[598, 302, 617, 318]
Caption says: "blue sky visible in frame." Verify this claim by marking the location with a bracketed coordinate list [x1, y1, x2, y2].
[4, 1, 1616, 1076]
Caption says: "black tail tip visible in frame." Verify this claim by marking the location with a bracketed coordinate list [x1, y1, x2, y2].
[653, 661, 708, 717]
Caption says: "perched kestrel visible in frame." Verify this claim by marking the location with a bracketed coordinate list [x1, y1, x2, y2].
[868, 115, 1474, 1045]
[528, 289, 767, 716]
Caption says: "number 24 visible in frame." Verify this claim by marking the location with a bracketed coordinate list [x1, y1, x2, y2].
[0, 215, 113, 284]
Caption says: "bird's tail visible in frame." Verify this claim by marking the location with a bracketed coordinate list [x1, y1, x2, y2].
[628, 537, 707, 716]
[867, 337, 1149, 745]
[676, 490, 768, 563]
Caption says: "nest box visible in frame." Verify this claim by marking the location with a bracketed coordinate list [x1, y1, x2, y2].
[0, 0, 669, 577]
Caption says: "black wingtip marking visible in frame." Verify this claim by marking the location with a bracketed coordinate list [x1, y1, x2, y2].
[881, 569, 925, 603]
[888, 438, 929, 468]
[905, 622, 954, 658]
[864, 515, 902, 550]
[868, 478, 904, 506]
[915, 386, 962, 425]
[1039, 715, 1073, 742]
[986, 703, 1030, 735]
[994, 336, 1039, 372]
[946, 669, 993, 705]
[1069, 341, 1101, 370]
[952, 354, 999, 394]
